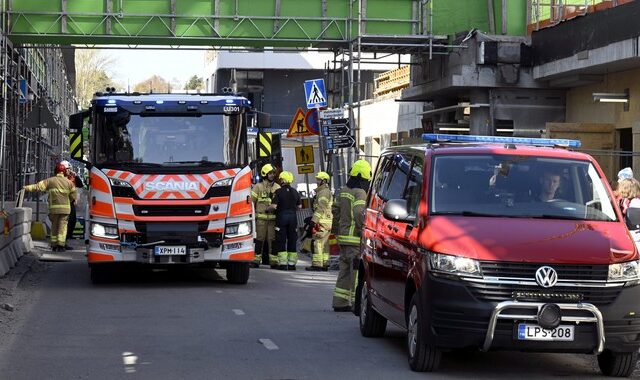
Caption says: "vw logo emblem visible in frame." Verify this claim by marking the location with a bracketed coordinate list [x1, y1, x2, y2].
[535, 266, 558, 288]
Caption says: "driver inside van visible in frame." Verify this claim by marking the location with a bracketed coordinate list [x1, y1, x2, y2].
[537, 169, 562, 202]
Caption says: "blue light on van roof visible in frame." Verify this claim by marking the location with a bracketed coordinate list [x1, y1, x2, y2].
[422, 134, 581, 148]
[155, 100, 164, 104]
[107, 99, 116, 104]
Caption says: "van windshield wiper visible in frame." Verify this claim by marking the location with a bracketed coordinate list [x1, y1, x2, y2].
[431, 211, 501, 217]
[530, 214, 585, 221]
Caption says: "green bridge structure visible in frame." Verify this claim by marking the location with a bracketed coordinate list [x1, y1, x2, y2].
[0, 0, 530, 208]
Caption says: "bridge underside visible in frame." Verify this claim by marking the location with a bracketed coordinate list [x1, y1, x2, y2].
[7, 0, 443, 51]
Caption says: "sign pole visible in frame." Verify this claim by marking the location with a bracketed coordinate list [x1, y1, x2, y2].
[302, 136, 311, 207]
[316, 106, 326, 173]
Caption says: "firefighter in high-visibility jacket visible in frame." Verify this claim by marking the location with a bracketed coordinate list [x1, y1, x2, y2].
[23, 163, 77, 252]
[251, 164, 280, 268]
[331, 159, 371, 312]
[306, 171, 333, 271]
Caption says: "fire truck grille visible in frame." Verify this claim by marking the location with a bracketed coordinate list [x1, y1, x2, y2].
[132, 205, 209, 217]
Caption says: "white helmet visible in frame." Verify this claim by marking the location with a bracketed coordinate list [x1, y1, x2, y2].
[60, 160, 71, 169]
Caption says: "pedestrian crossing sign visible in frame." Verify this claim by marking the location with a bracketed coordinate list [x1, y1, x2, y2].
[287, 107, 314, 137]
[304, 79, 327, 109]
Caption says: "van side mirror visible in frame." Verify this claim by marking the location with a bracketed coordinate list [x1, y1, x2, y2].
[626, 208, 640, 230]
[382, 199, 414, 223]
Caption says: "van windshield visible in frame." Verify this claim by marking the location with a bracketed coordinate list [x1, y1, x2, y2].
[430, 155, 617, 222]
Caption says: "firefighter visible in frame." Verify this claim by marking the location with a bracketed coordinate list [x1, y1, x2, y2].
[267, 171, 301, 270]
[23, 162, 77, 252]
[332, 159, 371, 312]
[251, 164, 280, 268]
[306, 171, 333, 271]
[61, 160, 84, 249]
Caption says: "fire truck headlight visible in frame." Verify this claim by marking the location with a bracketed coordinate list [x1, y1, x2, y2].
[91, 222, 119, 239]
[213, 178, 233, 187]
[109, 178, 132, 187]
[225, 221, 252, 238]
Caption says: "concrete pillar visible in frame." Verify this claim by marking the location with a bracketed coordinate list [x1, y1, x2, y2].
[470, 89, 491, 135]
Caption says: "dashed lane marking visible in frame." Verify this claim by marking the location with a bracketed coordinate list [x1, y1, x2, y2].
[258, 338, 279, 350]
[233, 309, 245, 315]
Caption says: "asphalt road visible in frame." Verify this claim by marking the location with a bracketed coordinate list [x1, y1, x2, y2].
[0, 243, 637, 379]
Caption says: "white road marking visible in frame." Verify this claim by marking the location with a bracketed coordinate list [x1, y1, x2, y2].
[233, 309, 245, 315]
[122, 351, 138, 374]
[215, 290, 223, 293]
[259, 338, 279, 350]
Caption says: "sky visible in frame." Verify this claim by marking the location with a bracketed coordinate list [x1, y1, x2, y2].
[104, 48, 206, 90]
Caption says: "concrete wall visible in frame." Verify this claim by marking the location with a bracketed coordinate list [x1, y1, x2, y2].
[565, 67, 640, 172]
[0, 208, 35, 277]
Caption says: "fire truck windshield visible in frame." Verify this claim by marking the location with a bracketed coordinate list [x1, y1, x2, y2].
[93, 110, 247, 168]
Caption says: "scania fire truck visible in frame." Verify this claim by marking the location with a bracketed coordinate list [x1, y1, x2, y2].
[69, 92, 256, 284]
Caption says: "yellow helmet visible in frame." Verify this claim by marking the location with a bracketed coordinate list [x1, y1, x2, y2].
[261, 164, 275, 177]
[279, 171, 294, 184]
[315, 171, 330, 182]
[349, 159, 372, 180]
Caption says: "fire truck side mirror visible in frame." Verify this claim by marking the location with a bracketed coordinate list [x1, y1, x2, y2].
[257, 112, 271, 128]
[68, 110, 91, 165]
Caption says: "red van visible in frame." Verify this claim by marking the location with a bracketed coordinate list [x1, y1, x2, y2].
[356, 134, 640, 376]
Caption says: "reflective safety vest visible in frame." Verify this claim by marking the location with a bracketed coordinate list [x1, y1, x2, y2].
[251, 180, 280, 220]
[311, 183, 333, 229]
[24, 173, 77, 215]
[332, 186, 366, 245]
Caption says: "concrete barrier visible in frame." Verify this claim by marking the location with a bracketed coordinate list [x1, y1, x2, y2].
[0, 207, 34, 277]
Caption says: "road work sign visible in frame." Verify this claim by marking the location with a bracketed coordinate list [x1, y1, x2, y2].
[304, 79, 327, 109]
[295, 146, 314, 165]
[287, 108, 314, 137]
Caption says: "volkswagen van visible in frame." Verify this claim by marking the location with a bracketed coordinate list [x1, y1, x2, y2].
[356, 134, 640, 376]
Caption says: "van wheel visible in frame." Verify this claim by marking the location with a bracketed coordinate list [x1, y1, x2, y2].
[407, 293, 441, 372]
[359, 279, 387, 337]
[90, 266, 109, 284]
[226, 262, 250, 284]
[597, 349, 638, 377]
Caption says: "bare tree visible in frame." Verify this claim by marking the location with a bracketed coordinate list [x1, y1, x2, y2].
[75, 49, 117, 109]
[133, 75, 170, 93]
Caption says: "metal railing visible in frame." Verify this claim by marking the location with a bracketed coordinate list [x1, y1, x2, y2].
[529, 0, 627, 32]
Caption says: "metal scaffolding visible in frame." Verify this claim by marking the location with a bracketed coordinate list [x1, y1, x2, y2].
[0, 0, 77, 209]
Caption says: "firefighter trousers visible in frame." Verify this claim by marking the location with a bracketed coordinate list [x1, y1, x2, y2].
[49, 213, 69, 249]
[255, 219, 276, 265]
[332, 245, 359, 308]
[311, 226, 331, 268]
[272, 211, 298, 266]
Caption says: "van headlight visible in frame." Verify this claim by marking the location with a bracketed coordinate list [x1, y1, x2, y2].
[608, 260, 640, 284]
[91, 222, 119, 239]
[429, 252, 482, 277]
[225, 221, 252, 238]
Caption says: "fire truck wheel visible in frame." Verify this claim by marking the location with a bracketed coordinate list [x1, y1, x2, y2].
[226, 262, 250, 284]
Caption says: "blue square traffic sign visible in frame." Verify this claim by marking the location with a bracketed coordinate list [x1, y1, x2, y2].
[304, 79, 327, 109]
